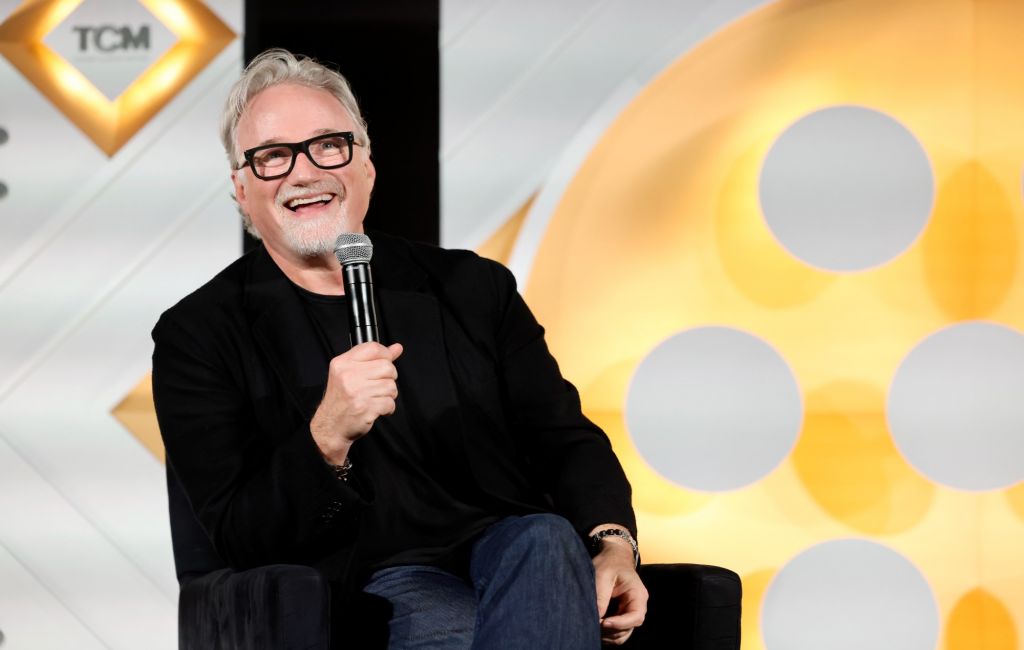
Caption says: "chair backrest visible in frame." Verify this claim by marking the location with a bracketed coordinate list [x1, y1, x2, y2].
[166, 462, 229, 584]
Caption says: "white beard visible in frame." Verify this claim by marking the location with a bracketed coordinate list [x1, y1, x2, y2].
[275, 178, 347, 257]
[282, 211, 344, 257]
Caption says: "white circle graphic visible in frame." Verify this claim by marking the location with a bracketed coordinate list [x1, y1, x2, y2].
[760, 105, 934, 271]
[888, 321, 1024, 491]
[763, 539, 938, 650]
[625, 327, 802, 491]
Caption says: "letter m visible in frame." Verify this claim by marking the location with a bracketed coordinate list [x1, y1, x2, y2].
[120, 25, 150, 50]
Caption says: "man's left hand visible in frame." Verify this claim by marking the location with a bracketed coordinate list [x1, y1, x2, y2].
[592, 531, 648, 646]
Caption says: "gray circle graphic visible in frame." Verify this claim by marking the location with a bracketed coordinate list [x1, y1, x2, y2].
[0, 126, 8, 145]
[888, 321, 1024, 491]
[763, 539, 938, 650]
[760, 105, 934, 271]
[625, 327, 802, 491]
[0, 182, 7, 200]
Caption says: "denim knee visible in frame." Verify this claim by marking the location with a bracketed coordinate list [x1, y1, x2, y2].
[468, 514, 600, 649]
[509, 514, 584, 549]
[479, 514, 592, 569]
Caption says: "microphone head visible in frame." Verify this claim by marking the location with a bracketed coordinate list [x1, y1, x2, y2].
[334, 232, 373, 265]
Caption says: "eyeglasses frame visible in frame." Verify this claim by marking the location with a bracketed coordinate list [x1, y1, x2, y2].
[235, 131, 358, 181]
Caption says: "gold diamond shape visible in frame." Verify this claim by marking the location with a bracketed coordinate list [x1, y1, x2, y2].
[0, 0, 235, 156]
[112, 372, 164, 462]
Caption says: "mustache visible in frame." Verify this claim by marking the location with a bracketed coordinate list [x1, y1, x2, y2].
[276, 179, 346, 208]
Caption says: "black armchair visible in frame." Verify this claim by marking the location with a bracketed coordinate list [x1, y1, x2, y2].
[169, 466, 741, 649]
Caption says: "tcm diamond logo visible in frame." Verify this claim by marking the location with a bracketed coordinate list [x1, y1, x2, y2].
[0, 0, 235, 155]
[43, 0, 178, 101]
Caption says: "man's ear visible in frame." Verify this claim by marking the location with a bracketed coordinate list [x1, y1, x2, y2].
[231, 169, 247, 205]
[362, 153, 377, 192]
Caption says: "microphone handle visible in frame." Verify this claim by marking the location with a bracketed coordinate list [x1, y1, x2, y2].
[342, 262, 380, 344]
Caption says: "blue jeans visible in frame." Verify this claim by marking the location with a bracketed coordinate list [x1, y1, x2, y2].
[362, 514, 600, 649]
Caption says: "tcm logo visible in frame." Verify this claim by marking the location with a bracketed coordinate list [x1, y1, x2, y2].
[0, 0, 235, 155]
[71, 24, 152, 53]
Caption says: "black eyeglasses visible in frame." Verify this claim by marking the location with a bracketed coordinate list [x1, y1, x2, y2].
[236, 131, 357, 180]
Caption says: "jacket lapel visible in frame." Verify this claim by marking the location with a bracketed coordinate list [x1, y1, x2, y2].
[372, 236, 464, 431]
[240, 235, 535, 509]
[241, 238, 464, 432]
[371, 234, 538, 506]
[244, 247, 328, 421]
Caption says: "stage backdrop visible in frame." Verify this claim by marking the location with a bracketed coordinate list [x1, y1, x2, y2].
[444, 1, 1024, 648]
[0, 0, 240, 647]
[3, 0, 1023, 648]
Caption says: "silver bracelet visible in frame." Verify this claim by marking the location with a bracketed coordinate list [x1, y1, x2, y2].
[589, 528, 640, 567]
[326, 457, 353, 481]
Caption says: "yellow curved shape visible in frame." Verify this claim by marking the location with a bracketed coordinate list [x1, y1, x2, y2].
[715, 143, 835, 309]
[792, 381, 934, 534]
[1006, 483, 1024, 523]
[518, 0, 1024, 642]
[945, 588, 1018, 650]
[741, 569, 776, 650]
[921, 162, 1018, 319]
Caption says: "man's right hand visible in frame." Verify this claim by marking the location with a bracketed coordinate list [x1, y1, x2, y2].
[310, 341, 403, 464]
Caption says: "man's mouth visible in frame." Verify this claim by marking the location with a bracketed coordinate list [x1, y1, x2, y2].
[284, 193, 334, 212]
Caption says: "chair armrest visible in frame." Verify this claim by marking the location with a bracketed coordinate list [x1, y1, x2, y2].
[624, 563, 742, 650]
[175, 561, 740, 649]
[178, 564, 331, 650]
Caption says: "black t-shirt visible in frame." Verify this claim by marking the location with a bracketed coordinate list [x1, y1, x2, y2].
[295, 285, 499, 580]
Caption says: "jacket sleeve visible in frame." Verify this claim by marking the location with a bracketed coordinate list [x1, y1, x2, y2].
[484, 260, 637, 538]
[152, 304, 369, 570]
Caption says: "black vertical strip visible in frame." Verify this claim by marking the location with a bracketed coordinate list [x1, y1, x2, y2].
[241, 0, 440, 252]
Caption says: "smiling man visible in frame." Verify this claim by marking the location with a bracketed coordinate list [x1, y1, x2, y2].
[152, 48, 646, 648]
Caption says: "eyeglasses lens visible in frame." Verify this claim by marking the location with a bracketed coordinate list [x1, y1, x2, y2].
[251, 134, 352, 179]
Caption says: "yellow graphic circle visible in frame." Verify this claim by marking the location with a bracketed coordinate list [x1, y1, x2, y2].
[519, 0, 1024, 643]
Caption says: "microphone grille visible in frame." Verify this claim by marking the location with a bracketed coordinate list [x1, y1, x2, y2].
[334, 232, 373, 265]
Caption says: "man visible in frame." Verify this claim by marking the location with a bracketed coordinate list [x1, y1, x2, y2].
[153, 48, 647, 648]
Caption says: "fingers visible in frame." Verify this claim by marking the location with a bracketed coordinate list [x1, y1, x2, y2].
[335, 343, 403, 374]
[600, 599, 644, 646]
[346, 341, 403, 359]
[330, 344, 400, 378]
[313, 342, 403, 446]
[369, 393, 398, 416]
[387, 342, 403, 360]
[593, 549, 642, 619]
[593, 563, 648, 646]
[360, 377, 399, 401]
[600, 628, 633, 646]
[595, 577, 613, 618]
[333, 371, 400, 406]
[600, 588, 646, 632]
[600, 607, 645, 632]
[346, 341, 397, 361]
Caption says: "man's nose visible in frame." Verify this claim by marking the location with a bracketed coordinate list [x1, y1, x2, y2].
[288, 150, 322, 180]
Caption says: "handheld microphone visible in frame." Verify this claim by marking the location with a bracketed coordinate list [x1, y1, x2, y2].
[334, 232, 380, 344]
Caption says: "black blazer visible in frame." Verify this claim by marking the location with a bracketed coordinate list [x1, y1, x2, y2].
[152, 231, 635, 584]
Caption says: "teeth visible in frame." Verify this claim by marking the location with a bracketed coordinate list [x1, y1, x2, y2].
[286, 194, 332, 209]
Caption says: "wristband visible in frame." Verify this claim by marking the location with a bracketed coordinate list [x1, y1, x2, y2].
[326, 457, 353, 481]
[589, 528, 640, 567]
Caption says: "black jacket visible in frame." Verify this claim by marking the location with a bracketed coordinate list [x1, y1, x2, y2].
[152, 231, 635, 583]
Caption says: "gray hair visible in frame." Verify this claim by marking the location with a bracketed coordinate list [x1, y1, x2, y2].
[221, 48, 371, 166]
